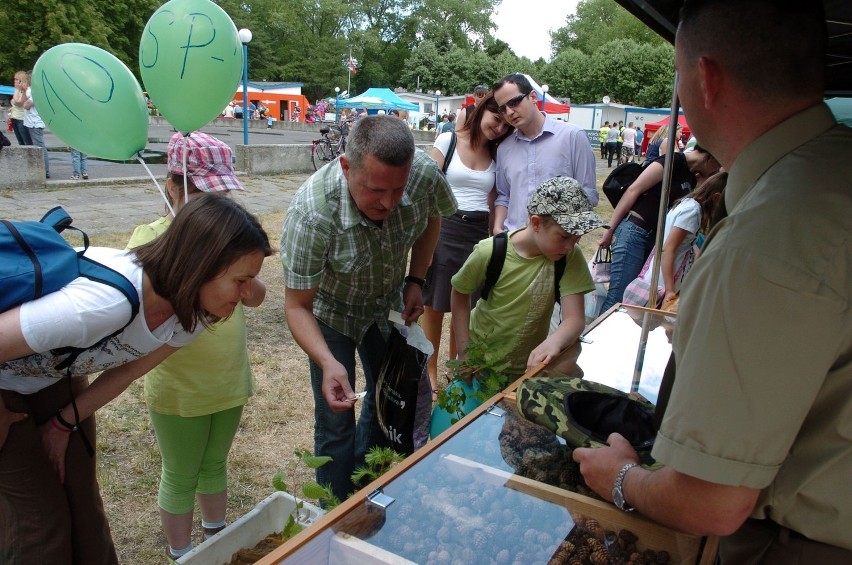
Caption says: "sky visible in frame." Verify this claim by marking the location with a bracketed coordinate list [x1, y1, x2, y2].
[492, 0, 580, 61]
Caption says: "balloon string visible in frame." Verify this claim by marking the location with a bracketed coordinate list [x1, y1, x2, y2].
[182, 132, 189, 205]
[137, 153, 175, 217]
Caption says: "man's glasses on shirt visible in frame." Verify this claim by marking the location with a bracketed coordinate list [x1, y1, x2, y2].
[497, 93, 529, 114]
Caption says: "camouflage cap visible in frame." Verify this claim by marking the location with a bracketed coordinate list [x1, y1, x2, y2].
[527, 177, 608, 235]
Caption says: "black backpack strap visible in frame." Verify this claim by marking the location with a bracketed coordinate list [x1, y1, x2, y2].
[41, 206, 91, 255]
[481, 231, 508, 301]
[40, 206, 73, 233]
[554, 256, 567, 304]
[441, 131, 457, 174]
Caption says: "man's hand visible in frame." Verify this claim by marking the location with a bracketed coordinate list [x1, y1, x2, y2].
[0, 398, 27, 453]
[572, 433, 640, 503]
[39, 421, 71, 483]
[401, 283, 424, 325]
[321, 359, 357, 412]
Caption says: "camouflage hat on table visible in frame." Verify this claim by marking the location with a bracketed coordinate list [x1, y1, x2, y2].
[527, 176, 608, 235]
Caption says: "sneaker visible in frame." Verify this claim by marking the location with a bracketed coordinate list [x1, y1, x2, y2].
[82, 174, 88, 180]
[71, 174, 80, 180]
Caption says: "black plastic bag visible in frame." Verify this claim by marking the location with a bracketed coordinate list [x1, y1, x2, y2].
[376, 326, 428, 455]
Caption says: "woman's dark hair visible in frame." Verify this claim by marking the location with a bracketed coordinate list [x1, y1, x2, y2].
[457, 92, 514, 159]
[133, 193, 272, 331]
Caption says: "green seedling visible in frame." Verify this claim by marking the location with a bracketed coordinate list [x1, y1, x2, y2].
[271, 448, 339, 540]
[351, 446, 405, 489]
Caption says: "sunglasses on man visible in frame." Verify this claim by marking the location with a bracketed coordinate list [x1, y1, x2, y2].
[498, 92, 530, 114]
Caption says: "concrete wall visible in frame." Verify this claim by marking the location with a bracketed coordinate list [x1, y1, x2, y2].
[236, 144, 314, 175]
[236, 143, 435, 176]
[0, 146, 47, 190]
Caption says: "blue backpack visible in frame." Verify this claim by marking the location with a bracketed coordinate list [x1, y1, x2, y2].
[2, 207, 141, 455]
[1, 206, 140, 368]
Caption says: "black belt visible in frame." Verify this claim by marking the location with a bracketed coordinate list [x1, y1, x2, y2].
[453, 211, 489, 223]
[626, 214, 646, 229]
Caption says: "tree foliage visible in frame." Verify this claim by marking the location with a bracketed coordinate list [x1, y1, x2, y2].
[0, 0, 159, 79]
[550, 0, 664, 56]
[0, 0, 674, 108]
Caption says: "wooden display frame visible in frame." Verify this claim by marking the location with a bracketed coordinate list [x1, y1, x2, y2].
[258, 403, 716, 564]
[257, 305, 717, 564]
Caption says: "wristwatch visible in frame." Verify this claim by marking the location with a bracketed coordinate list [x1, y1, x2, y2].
[404, 275, 426, 288]
[612, 462, 639, 512]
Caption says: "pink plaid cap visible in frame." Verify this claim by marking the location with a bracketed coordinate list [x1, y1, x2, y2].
[167, 132, 244, 192]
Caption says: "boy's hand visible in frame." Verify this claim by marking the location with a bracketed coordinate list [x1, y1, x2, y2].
[527, 340, 561, 370]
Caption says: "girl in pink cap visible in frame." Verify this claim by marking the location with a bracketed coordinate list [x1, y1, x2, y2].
[127, 132, 264, 561]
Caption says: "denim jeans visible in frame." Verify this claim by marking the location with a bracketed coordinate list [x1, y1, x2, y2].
[606, 142, 618, 167]
[11, 118, 30, 145]
[71, 150, 88, 176]
[309, 321, 387, 502]
[27, 127, 49, 177]
[600, 218, 653, 313]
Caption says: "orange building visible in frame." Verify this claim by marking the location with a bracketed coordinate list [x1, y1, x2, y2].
[229, 82, 310, 122]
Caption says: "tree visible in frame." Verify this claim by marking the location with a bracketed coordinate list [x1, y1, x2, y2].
[399, 40, 441, 92]
[585, 39, 674, 107]
[438, 47, 498, 95]
[550, 0, 664, 57]
[540, 48, 593, 103]
[218, 0, 351, 100]
[0, 0, 159, 80]
[415, 0, 500, 52]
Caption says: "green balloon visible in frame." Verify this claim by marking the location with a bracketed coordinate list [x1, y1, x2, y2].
[31, 43, 148, 161]
[140, 0, 243, 133]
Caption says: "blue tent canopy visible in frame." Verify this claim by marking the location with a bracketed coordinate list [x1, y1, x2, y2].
[337, 88, 418, 111]
[0, 85, 15, 96]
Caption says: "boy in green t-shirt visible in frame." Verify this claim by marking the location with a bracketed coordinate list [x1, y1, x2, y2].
[451, 177, 607, 376]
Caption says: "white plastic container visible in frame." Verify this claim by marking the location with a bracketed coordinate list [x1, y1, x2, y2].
[178, 492, 324, 565]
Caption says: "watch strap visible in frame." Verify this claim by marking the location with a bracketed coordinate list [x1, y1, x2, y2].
[613, 462, 639, 512]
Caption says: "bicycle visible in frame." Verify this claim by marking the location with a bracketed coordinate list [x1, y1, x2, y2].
[311, 122, 349, 171]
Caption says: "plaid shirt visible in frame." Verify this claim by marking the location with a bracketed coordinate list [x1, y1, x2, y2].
[281, 149, 457, 341]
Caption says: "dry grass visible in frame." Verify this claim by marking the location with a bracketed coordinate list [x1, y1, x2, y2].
[92, 172, 614, 564]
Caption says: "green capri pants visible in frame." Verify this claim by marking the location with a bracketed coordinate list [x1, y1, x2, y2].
[149, 405, 244, 514]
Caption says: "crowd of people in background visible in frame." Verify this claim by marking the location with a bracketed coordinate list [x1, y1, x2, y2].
[2, 1, 850, 562]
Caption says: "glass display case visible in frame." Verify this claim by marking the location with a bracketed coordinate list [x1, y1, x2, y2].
[256, 305, 716, 565]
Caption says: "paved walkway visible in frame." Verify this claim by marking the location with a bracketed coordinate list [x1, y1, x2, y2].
[1, 152, 618, 236]
[0, 173, 309, 235]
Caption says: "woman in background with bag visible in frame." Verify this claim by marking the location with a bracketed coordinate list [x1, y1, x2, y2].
[598, 145, 720, 314]
[421, 92, 512, 399]
[623, 172, 728, 310]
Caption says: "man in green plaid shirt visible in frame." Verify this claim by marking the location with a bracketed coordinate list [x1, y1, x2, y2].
[281, 116, 456, 499]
